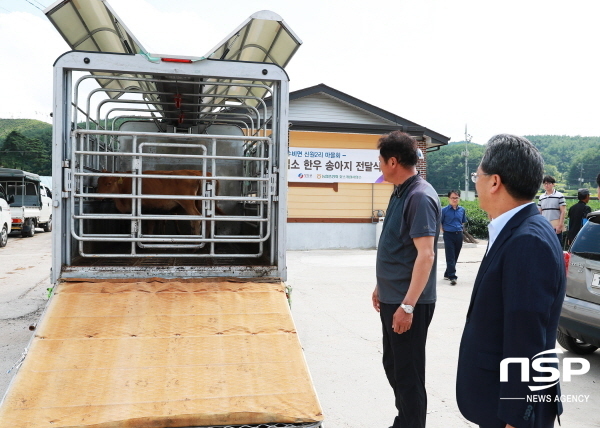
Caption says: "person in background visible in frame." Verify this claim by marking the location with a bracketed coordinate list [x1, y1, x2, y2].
[371, 130, 441, 428]
[537, 175, 566, 246]
[597, 173, 600, 199]
[566, 188, 591, 246]
[441, 190, 467, 286]
[456, 134, 565, 428]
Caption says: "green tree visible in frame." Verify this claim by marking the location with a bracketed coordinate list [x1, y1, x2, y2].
[0, 130, 51, 175]
[525, 135, 600, 175]
[428, 136, 600, 194]
[567, 146, 600, 188]
[1, 130, 29, 169]
[427, 141, 485, 194]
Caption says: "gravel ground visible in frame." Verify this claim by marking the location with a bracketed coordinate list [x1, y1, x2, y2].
[0, 230, 52, 398]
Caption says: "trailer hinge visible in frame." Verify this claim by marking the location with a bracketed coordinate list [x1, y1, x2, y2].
[270, 173, 278, 198]
[62, 160, 72, 196]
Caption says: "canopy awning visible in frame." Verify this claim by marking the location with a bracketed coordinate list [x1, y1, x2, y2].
[200, 10, 302, 112]
[45, 0, 155, 100]
[45, 1, 302, 128]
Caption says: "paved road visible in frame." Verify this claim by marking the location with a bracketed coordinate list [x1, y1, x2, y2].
[1, 235, 598, 427]
[0, 230, 52, 390]
[288, 246, 600, 428]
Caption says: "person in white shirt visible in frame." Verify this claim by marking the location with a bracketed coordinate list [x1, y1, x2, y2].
[537, 175, 566, 246]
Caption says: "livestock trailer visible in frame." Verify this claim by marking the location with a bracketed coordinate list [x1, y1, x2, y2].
[0, 2, 323, 427]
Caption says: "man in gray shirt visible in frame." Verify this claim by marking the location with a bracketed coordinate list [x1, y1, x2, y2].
[372, 131, 441, 428]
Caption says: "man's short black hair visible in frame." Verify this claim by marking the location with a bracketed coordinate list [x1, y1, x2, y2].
[480, 134, 544, 201]
[448, 190, 461, 198]
[542, 175, 556, 184]
[377, 131, 418, 167]
[578, 188, 590, 201]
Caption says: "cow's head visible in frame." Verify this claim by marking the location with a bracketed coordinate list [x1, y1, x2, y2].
[97, 170, 123, 196]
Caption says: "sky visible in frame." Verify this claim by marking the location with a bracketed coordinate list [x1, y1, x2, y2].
[2, 0, 600, 144]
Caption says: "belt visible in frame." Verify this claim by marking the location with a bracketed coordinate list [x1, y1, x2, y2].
[444, 231, 463, 234]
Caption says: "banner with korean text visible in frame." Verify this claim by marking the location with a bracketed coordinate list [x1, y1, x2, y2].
[288, 147, 385, 183]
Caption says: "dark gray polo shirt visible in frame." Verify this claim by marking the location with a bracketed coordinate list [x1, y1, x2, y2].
[376, 174, 441, 304]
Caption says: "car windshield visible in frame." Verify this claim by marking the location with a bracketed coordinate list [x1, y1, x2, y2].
[571, 215, 600, 261]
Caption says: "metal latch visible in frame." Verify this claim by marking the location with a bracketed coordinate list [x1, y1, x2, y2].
[203, 182, 214, 216]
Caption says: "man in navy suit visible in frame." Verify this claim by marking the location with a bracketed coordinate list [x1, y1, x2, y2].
[456, 134, 566, 428]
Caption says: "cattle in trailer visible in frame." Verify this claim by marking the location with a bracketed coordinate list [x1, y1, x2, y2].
[96, 170, 221, 236]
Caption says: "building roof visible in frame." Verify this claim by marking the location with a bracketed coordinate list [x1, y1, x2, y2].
[286, 84, 450, 149]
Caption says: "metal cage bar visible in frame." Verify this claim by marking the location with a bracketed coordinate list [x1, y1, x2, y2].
[70, 130, 273, 258]
[52, 52, 288, 281]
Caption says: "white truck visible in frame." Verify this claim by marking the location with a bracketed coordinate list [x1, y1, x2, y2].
[0, 168, 52, 237]
[0, 1, 323, 428]
[0, 183, 12, 247]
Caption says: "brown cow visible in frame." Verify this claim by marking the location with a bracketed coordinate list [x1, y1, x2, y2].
[97, 169, 221, 236]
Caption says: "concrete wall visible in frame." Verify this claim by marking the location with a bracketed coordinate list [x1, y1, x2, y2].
[287, 222, 377, 250]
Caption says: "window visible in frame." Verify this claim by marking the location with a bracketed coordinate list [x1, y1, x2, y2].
[571, 214, 600, 261]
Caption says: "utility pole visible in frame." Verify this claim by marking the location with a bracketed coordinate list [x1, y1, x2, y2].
[578, 163, 584, 185]
[462, 125, 472, 200]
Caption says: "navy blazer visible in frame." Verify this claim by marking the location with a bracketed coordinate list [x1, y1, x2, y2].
[456, 203, 566, 428]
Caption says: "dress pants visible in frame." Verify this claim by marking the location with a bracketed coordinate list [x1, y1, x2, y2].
[443, 231, 463, 280]
[380, 302, 435, 428]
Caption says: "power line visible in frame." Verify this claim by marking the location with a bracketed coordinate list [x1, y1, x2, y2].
[0, 5, 11, 12]
[21, 0, 43, 11]
[31, 0, 47, 9]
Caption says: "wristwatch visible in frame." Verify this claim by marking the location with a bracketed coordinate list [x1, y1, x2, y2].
[400, 303, 414, 314]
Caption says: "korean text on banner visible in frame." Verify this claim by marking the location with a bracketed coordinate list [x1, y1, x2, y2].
[288, 147, 385, 183]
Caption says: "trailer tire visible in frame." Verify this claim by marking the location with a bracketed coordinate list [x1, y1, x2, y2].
[43, 216, 52, 232]
[0, 225, 7, 247]
[22, 219, 35, 238]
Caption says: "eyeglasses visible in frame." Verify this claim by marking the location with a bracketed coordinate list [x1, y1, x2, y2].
[449, 197, 460, 200]
[471, 172, 491, 183]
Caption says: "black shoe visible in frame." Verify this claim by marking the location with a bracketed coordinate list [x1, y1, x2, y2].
[450, 279, 457, 285]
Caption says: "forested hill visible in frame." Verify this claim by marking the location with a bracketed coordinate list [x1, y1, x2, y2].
[1, 119, 599, 190]
[0, 119, 52, 141]
[0, 119, 52, 176]
[427, 136, 600, 195]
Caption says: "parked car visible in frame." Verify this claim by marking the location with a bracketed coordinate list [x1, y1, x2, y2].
[0, 184, 14, 247]
[558, 209, 600, 354]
